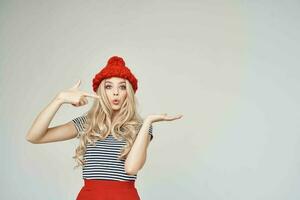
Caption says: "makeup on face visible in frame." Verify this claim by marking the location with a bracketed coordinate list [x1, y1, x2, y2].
[112, 99, 120, 105]
[105, 81, 126, 90]
[105, 79, 127, 107]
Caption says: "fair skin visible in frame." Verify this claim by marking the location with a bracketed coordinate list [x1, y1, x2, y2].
[25, 78, 183, 175]
[102, 78, 183, 175]
[103, 77, 128, 123]
[125, 113, 183, 175]
[25, 80, 100, 143]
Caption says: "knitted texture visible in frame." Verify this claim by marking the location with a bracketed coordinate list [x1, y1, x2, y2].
[92, 56, 138, 93]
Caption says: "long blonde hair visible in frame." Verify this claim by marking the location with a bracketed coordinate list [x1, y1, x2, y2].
[72, 78, 144, 169]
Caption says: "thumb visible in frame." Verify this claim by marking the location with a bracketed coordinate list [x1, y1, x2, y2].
[71, 80, 81, 89]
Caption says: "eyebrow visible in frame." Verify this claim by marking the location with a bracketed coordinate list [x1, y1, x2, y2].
[105, 81, 126, 84]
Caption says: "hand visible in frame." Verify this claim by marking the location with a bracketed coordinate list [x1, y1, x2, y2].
[56, 80, 100, 107]
[145, 113, 183, 123]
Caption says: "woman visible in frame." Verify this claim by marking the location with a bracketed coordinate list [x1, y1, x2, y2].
[26, 55, 183, 200]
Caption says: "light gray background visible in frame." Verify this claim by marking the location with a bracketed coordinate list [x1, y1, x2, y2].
[1, 0, 299, 199]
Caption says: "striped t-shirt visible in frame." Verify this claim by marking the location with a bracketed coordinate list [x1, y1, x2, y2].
[71, 115, 153, 181]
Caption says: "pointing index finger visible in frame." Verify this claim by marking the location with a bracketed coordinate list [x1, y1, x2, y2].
[83, 92, 100, 99]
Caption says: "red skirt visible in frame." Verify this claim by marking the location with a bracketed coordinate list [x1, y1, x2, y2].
[76, 179, 141, 200]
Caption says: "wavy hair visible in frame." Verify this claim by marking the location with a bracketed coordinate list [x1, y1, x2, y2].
[72, 78, 144, 169]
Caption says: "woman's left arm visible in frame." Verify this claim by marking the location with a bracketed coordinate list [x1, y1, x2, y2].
[125, 118, 152, 175]
[125, 113, 183, 175]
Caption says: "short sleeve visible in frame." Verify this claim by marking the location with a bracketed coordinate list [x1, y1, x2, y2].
[136, 123, 153, 141]
[71, 115, 88, 138]
[149, 124, 153, 141]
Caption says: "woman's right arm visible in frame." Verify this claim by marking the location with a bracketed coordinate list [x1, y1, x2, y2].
[25, 96, 78, 144]
[25, 80, 100, 144]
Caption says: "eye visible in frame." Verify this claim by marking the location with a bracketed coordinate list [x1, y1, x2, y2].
[105, 85, 111, 89]
[120, 85, 126, 90]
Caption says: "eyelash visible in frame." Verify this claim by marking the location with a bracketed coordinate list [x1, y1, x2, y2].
[105, 85, 126, 90]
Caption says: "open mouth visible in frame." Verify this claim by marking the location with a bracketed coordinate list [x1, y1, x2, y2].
[112, 100, 119, 105]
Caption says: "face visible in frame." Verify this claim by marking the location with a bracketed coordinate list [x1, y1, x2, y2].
[104, 77, 127, 111]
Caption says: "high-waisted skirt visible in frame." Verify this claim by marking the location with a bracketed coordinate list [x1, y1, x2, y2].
[76, 179, 141, 200]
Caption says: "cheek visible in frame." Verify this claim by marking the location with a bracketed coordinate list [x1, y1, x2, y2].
[105, 91, 112, 99]
[121, 92, 127, 101]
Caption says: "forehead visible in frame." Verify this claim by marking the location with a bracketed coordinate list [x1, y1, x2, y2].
[104, 77, 126, 84]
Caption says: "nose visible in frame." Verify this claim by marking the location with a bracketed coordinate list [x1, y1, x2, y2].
[113, 89, 119, 96]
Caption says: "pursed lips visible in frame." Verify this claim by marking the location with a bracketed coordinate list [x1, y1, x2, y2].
[112, 99, 120, 104]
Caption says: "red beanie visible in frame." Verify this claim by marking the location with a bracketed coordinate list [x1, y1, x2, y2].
[92, 56, 138, 93]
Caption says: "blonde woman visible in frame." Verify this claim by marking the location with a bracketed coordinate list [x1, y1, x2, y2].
[26, 56, 183, 200]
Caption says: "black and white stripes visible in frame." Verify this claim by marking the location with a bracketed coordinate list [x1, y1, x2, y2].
[71, 115, 153, 181]
[146, 123, 153, 141]
[71, 115, 88, 138]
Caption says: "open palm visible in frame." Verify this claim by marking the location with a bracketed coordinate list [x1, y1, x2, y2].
[146, 113, 183, 123]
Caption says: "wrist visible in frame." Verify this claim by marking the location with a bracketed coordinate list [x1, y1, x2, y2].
[53, 95, 64, 105]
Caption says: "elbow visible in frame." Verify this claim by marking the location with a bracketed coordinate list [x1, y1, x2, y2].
[25, 135, 38, 144]
[125, 158, 146, 175]
[126, 170, 138, 176]
[125, 166, 138, 175]
[26, 138, 36, 144]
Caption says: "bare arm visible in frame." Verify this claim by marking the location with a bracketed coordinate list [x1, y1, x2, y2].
[124, 118, 153, 175]
[25, 96, 78, 144]
[124, 113, 183, 174]
[25, 80, 100, 144]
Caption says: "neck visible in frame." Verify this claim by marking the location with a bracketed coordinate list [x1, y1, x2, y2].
[111, 110, 119, 122]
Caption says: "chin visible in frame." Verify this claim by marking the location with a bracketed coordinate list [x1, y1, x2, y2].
[112, 105, 121, 110]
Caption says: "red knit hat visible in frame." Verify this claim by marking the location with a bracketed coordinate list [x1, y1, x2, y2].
[92, 56, 138, 93]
